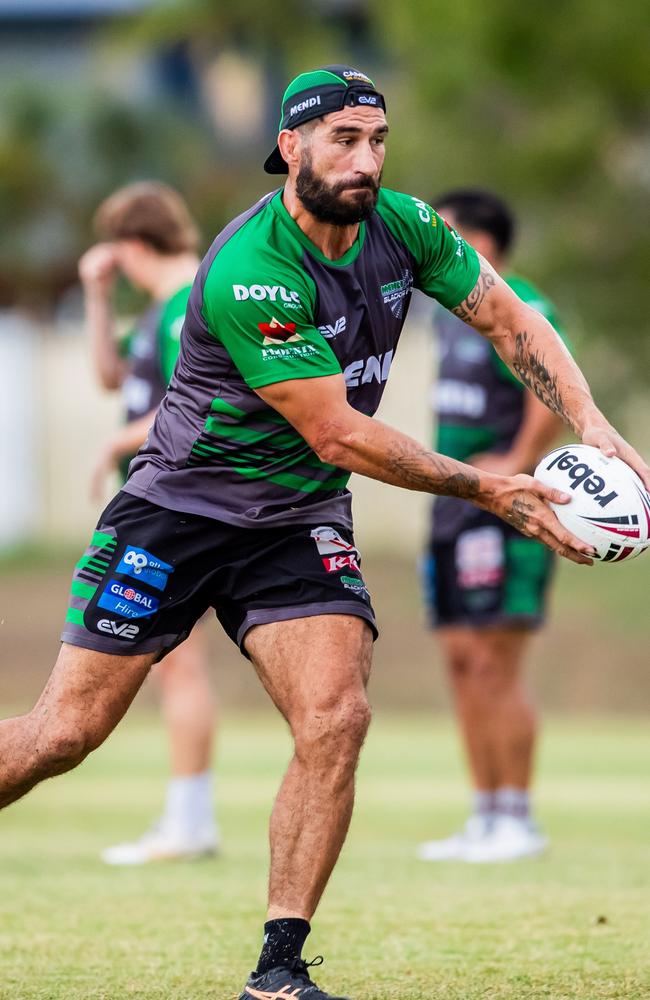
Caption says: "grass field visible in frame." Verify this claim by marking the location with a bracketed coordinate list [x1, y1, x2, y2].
[1, 712, 648, 1000]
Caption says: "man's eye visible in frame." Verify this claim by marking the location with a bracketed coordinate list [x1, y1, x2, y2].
[372, 136, 385, 146]
[338, 138, 353, 146]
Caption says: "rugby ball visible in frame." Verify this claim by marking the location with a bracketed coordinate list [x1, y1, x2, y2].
[534, 444, 650, 563]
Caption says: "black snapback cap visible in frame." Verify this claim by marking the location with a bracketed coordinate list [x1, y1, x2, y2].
[264, 64, 386, 174]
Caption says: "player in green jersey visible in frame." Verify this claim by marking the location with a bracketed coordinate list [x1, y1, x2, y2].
[0, 66, 648, 1000]
[417, 190, 567, 864]
[78, 182, 220, 864]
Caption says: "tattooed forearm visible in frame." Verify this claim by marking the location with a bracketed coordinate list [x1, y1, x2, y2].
[383, 439, 481, 498]
[451, 267, 496, 323]
[512, 331, 575, 429]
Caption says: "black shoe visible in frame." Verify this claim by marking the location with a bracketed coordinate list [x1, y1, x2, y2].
[238, 956, 350, 999]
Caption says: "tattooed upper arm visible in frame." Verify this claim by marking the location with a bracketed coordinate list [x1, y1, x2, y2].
[451, 264, 497, 324]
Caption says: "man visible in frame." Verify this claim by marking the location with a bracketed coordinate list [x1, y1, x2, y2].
[78, 182, 219, 864]
[417, 190, 566, 864]
[0, 66, 647, 1000]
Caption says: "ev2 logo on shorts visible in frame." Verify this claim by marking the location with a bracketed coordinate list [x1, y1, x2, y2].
[116, 545, 174, 591]
[97, 619, 140, 640]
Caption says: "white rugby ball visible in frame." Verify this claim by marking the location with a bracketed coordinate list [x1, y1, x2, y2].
[534, 444, 650, 563]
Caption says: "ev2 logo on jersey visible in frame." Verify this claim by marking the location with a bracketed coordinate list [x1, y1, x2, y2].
[318, 316, 347, 339]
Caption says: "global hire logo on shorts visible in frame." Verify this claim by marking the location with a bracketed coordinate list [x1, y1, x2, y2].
[97, 579, 160, 619]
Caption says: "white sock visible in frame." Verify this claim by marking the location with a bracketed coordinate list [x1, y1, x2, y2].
[162, 770, 216, 836]
[495, 786, 530, 821]
[473, 790, 497, 818]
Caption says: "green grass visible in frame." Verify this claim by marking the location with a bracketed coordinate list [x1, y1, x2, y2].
[1, 713, 649, 999]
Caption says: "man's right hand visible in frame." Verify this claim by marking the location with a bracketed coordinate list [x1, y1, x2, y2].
[78, 243, 118, 295]
[478, 472, 595, 565]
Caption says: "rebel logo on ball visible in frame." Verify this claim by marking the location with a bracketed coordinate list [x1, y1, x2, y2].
[543, 449, 618, 508]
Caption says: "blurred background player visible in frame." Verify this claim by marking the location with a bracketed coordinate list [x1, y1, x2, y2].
[418, 189, 567, 863]
[78, 182, 219, 864]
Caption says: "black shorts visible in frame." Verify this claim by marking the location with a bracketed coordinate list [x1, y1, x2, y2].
[61, 492, 377, 659]
[422, 511, 554, 630]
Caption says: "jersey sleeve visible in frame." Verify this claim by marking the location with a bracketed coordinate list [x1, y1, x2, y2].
[200, 251, 342, 389]
[376, 189, 481, 309]
[158, 286, 190, 384]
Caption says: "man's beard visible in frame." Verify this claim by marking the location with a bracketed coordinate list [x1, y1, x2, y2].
[296, 154, 381, 225]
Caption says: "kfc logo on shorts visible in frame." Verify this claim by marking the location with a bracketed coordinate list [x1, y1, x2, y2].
[311, 526, 361, 574]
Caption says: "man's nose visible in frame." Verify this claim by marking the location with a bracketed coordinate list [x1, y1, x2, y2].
[351, 140, 379, 176]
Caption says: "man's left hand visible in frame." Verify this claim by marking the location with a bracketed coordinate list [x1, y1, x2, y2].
[581, 418, 650, 490]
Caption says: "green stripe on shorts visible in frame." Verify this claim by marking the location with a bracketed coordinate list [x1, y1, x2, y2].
[503, 537, 553, 618]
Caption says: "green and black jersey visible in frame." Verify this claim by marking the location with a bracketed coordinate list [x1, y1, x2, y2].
[432, 273, 567, 541]
[124, 188, 480, 527]
[117, 284, 190, 480]
[120, 284, 191, 424]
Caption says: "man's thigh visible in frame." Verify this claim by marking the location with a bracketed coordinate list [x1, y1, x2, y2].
[34, 643, 156, 743]
[244, 614, 373, 721]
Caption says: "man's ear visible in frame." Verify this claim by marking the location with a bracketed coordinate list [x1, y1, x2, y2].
[277, 129, 301, 172]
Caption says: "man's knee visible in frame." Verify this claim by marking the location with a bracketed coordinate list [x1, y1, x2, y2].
[294, 691, 372, 764]
[28, 711, 93, 778]
[453, 650, 518, 699]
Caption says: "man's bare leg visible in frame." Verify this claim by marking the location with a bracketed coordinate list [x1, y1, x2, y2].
[0, 643, 155, 809]
[419, 625, 540, 862]
[99, 627, 220, 865]
[441, 625, 536, 793]
[244, 613, 373, 922]
[156, 625, 216, 776]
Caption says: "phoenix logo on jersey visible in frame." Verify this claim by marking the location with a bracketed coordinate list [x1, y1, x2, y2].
[258, 318, 302, 345]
